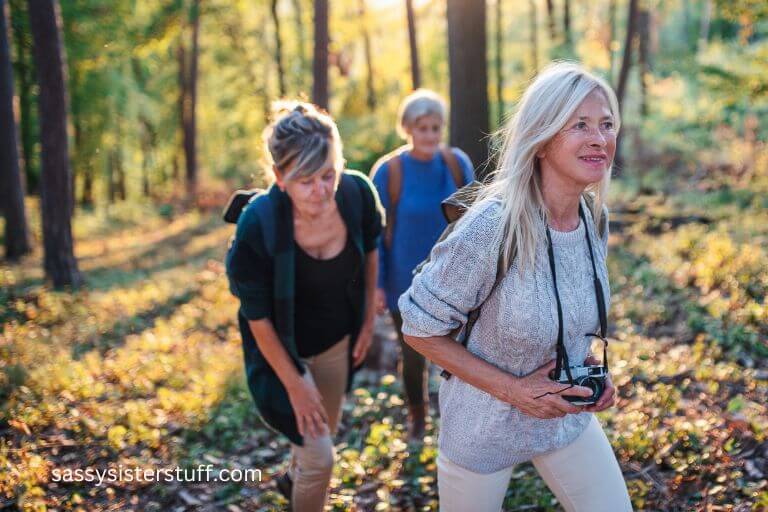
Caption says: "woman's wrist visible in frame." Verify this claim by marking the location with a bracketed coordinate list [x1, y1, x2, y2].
[495, 373, 521, 406]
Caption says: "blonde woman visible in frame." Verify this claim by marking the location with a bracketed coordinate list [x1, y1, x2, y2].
[398, 63, 632, 511]
[370, 89, 474, 440]
[226, 102, 383, 511]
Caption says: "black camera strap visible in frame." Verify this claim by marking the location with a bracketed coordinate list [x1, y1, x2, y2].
[546, 202, 608, 386]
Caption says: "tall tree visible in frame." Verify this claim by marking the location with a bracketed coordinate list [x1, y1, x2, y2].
[563, 0, 572, 47]
[312, 0, 328, 109]
[494, 0, 503, 125]
[270, 0, 286, 97]
[638, 5, 651, 117]
[405, 0, 420, 90]
[609, 0, 617, 82]
[698, 0, 712, 53]
[291, 0, 307, 93]
[614, 0, 639, 171]
[358, 0, 375, 109]
[27, 0, 81, 287]
[182, 0, 200, 201]
[447, 0, 489, 178]
[615, 0, 638, 111]
[545, 0, 556, 42]
[529, 0, 538, 73]
[9, 0, 35, 195]
[1, 0, 30, 260]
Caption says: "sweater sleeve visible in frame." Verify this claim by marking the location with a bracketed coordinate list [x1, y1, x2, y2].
[370, 161, 390, 289]
[397, 200, 501, 338]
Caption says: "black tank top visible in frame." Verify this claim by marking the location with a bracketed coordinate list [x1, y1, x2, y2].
[294, 235, 359, 357]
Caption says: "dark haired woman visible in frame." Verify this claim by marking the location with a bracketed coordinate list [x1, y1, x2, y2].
[226, 101, 383, 511]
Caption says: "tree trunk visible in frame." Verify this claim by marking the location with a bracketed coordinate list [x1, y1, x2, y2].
[176, 41, 185, 184]
[312, 0, 328, 109]
[638, 7, 650, 117]
[528, 0, 538, 73]
[615, 0, 638, 113]
[270, 0, 286, 97]
[291, 0, 307, 92]
[614, 0, 639, 172]
[698, 0, 711, 54]
[183, 0, 200, 202]
[447, 0, 489, 179]
[81, 164, 93, 207]
[27, 0, 81, 288]
[10, 0, 35, 195]
[113, 147, 126, 201]
[358, 0, 375, 109]
[609, 0, 616, 82]
[563, 0, 571, 47]
[405, 0, 420, 90]
[545, 0, 556, 42]
[495, 0, 503, 126]
[1, 0, 30, 260]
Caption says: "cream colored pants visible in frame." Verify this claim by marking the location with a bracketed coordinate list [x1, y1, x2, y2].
[437, 415, 633, 512]
[288, 336, 349, 512]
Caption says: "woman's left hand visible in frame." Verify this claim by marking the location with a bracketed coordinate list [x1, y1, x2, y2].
[352, 322, 375, 367]
[582, 355, 616, 413]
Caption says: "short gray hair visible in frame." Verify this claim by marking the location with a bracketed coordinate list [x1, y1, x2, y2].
[262, 100, 344, 181]
[396, 89, 447, 139]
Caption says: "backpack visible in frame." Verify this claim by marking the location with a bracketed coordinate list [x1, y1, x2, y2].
[419, 183, 606, 379]
[222, 188, 264, 224]
[372, 144, 465, 250]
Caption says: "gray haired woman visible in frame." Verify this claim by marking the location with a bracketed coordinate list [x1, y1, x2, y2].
[398, 62, 633, 511]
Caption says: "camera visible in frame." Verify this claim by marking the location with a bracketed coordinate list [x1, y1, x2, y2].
[548, 365, 608, 406]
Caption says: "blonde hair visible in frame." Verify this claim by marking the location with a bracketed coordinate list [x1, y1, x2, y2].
[477, 61, 620, 273]
[396, 89, 447, 139]
[262, 100, 345, 181]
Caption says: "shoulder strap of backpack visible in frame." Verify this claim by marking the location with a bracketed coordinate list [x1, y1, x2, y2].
[382, 147, 407, 250]
[440, 145, 465, 189]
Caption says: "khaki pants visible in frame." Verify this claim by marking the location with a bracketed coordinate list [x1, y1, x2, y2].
[288, 336, 349, 512]
[436, 415, 633, 512]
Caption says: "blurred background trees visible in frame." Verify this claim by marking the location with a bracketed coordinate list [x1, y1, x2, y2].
[0, 0, 765, 285]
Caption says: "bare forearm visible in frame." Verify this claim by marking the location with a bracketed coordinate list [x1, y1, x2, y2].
[403, 334, 518, 403]
[363, 250, 378, 325]
[248, 318, 303, 392]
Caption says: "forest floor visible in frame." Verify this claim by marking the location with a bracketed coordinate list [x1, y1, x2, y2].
[1, 188, 767, 512]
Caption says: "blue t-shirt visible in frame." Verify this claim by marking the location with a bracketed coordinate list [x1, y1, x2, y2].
[372, 148, 474, 311]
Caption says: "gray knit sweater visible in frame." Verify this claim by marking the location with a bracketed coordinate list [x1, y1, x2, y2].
[398, 197, 610, 474]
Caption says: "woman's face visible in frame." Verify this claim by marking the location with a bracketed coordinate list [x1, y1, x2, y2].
[406, 114, 444, 157]
[275, 147, 341, 218]
[538, 89, 617, 188]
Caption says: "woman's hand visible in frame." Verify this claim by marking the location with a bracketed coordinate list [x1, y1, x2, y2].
[353, 322, 374, 367]
[286, 377, 329, 439]
[501, 360, 594, 419]
[375, 288, 387, 315]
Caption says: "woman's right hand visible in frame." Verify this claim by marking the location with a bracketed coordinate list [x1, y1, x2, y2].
[502, 360, 594, 419]
[286, 376, 329, 439]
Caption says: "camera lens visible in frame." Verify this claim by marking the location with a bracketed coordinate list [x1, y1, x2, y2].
[575, 376, 603, 401]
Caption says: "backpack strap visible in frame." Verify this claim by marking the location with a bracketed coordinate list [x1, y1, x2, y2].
[439, 145, 465, 189]
[384, 152, 403, 250]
